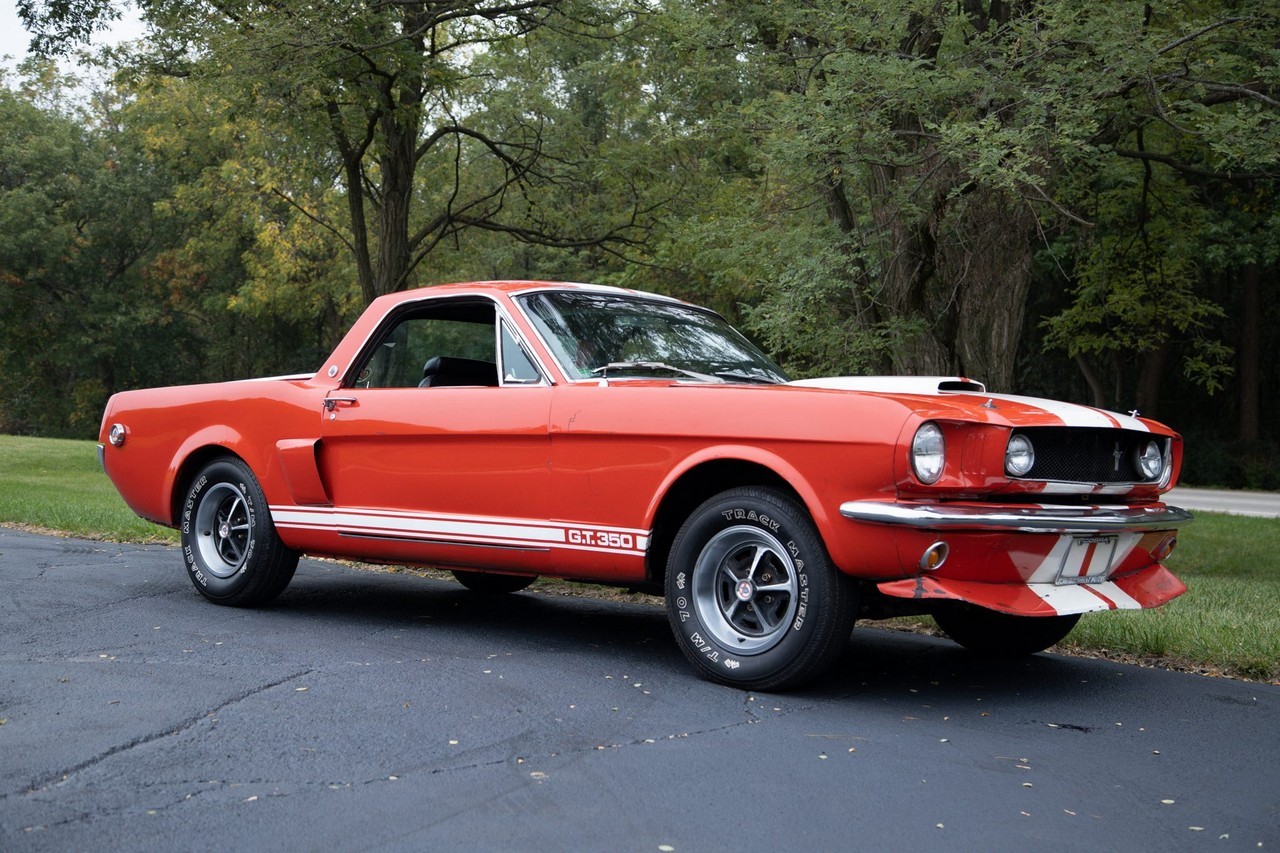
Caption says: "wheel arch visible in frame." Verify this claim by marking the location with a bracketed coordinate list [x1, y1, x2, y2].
[167, 436, 255, 527]
[644, 451, 823, 588]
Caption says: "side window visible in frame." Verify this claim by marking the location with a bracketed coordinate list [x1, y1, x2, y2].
[500, 321, 543, 384]
[352, 300, 499, 388]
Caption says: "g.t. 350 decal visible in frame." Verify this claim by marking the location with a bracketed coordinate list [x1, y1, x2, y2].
[269, 505, 649, 555]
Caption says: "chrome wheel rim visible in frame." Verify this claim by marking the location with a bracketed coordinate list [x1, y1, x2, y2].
[194, 482, 251, 579]
[691, 525, 799, 654]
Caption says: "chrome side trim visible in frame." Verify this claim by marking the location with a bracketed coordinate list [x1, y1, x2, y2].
[840, 500, 1193, 533]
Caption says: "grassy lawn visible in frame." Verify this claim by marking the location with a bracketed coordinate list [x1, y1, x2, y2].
[2, 434, 1276, 682]
[1061, 514, 1280, 682]
[0, 435, 176, 543]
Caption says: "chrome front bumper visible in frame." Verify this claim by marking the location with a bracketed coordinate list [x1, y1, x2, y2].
[840, 501, 1193, 534]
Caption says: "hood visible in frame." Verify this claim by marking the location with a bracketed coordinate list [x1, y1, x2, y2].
[788, 376, 1158, 433]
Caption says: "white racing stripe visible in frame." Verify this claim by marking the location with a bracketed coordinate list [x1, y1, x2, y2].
[1025, 532, 1143, 584]
[271, 505, 650, 556]
[1028, 580, 1144, 614]
[1021, 530, 1145, 613]
[986, 393, 1149, 431]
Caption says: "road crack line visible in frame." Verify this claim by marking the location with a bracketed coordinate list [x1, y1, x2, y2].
[13, 667, 314, 797]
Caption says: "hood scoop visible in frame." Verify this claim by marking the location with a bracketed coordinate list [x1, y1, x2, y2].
[789, 376, 988, 395]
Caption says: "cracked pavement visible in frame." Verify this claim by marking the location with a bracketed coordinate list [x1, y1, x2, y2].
[1, 528, 1277, 850]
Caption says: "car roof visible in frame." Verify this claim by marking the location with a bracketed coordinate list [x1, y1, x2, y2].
[385, 280, 693, 307]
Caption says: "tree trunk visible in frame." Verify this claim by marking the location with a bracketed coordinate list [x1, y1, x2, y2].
[861, 164, 1036, 390]
[1076, 354, 1108, 409]
[1238, 262, 1260, 442]
[939, 192, 1037, 392]
[1135, 341, 1170, 420]
[372, 108, 419, 297]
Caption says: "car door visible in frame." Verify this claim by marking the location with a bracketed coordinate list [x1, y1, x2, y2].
[313, 295, 554, 572]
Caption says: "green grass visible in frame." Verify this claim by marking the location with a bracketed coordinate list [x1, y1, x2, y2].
[0, 435, 176, 542]
[2, 434, 1276, 682]
[1062, 514, 1280, 682]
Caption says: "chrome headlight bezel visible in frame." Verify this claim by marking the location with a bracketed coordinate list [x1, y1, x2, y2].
[910, 422, 945, 485]
[1135, 438, 1166, 481]
[1005, 433, 1035, 478]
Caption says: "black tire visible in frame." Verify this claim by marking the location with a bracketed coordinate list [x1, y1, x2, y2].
[933, 605, 1081, 657]
[664, 487, 857, 691]
[180, 457, 298, 607]
[451, 570, 537, 594]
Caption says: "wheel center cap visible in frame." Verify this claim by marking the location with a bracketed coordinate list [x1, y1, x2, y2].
[218, 522, 231, 539]
[735, 580, 755, 602]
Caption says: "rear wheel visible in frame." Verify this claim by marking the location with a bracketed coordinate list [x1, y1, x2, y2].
[451, 570, 536, 594]
[933, 605, 1081, 656]
[180, 457, 298, 606]
[665, 487, 856, 691]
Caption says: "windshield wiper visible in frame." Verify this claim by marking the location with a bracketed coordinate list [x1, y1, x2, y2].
[713, 369, 782, 385]
[591, 361, 725, 384]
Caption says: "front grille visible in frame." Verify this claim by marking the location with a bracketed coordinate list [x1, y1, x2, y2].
[1013, 427, 1163, 484]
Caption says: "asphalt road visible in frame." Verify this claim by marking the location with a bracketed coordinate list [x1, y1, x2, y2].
[1, 528, 1276, 851]
[1167, 487, 1280, 518]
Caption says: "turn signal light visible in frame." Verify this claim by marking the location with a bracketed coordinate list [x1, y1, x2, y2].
[919, 541, 950, 572]
[1151, 534, 1177, 562]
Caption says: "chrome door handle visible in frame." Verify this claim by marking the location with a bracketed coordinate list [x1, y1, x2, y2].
[323, 396, 358, 411]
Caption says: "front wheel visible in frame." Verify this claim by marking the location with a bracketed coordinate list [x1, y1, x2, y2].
[180, 457, 298, 607]
[665, 487, 856, 691]
[933, 605, 1081, 657]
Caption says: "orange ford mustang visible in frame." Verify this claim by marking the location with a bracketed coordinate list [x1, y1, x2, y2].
[98, 281, 1191, 689]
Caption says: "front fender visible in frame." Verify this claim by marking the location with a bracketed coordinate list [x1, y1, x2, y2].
[644, 444, 836, 542]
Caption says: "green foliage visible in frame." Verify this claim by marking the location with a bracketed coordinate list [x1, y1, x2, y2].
[1042, 153, 1232, 394]
[2, 0, 1278, 456]
[0, 63, 199, 435]
[1180, 435, 1280, 490]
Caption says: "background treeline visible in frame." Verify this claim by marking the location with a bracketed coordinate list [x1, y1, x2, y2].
[2, 1, 1277, 487]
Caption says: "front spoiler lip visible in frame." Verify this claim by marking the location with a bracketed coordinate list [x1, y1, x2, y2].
[876, 564, 1187, 616]
[840, 500, 1192, 534]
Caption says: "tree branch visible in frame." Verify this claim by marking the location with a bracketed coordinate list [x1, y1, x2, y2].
[1114, 148, 1274, 181]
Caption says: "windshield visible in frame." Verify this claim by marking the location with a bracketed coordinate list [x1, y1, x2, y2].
[516, 291, 789, 384]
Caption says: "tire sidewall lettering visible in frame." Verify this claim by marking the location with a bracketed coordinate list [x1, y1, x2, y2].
[669, 497, 822, 683]
[181, 462, 261, 597]
[237, 479, 256, 574]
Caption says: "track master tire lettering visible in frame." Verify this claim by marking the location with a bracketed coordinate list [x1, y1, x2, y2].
[664, 487, 857, 691]
[180, 457, 299, 607]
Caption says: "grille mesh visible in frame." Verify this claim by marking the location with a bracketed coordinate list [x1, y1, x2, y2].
[1014, 428, 1162, 484]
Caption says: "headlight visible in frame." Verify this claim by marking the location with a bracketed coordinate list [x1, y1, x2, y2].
[911, 423, 945, 484]
[1005, 433, 1035, 477]
[1135, 439, 1165, 480]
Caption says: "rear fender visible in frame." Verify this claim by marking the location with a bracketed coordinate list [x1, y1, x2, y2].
[164, 426, 256, 525]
